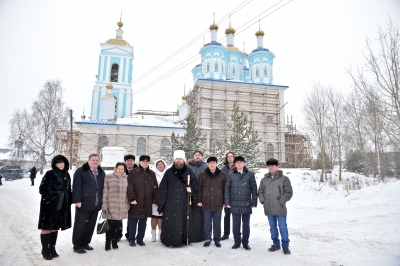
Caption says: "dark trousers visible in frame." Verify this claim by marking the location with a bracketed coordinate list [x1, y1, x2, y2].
[223, 207, 231, 236]
[232, 213, 251, 245]
[106, 220, 122, 242]
[128, 217, 147, 242]
[203, 210, 222, 243]
[72, 209, 98, 249]
[31, 178, 34, 186]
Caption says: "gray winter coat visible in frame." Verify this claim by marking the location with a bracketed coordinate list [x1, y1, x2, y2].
[225, 167, 257, 214]
[258, 170, 293, 216]
[188, 160, 208, 178]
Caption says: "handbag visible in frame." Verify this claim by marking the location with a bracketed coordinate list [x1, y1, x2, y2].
[96, 211, 110, 234]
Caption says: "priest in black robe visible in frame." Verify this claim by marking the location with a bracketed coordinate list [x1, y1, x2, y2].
[156, 150, 202, 247]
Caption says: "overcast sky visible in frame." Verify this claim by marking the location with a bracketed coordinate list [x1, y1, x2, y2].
[0, 0, 399, 148]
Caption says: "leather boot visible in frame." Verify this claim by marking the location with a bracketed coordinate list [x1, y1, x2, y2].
[151, 230, 156, 242]
[105, 230, 112, 251]
[40, 234, 53, 260]
[50, 231, 59, 258]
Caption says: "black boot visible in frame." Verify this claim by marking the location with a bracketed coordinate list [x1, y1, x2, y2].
[40, 234, 53, 260]
[105, 230, 112, 251]
[111, 240, 118, 249]
[50, 231, 59, 258]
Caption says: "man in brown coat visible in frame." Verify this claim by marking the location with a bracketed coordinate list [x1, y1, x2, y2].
[127, 155, 158, 247]
[197, 157, 226, 248]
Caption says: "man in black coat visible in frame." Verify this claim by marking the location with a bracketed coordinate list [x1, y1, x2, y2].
[30, 166, 37, 186]
[225, 156, 257, 251]
[72, 154, 105, 254]
[156, 150, 201, 247]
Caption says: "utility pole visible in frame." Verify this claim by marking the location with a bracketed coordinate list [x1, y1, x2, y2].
[70, 109, 73, 170]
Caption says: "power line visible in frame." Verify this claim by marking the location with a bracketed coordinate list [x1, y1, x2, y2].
[132, 0, 293, 96]
[131, 0, 254, 85]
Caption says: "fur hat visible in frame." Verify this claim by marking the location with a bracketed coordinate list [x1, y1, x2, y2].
[207, 157, 218, 163]
[234, 156, 245, 163]
[266, 158, 279, 166]
[139, 155, 150, 162]
[124, 154, 135, 161]
[174, 150, 186, 161]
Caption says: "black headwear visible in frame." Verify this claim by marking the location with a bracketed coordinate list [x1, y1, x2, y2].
[266, 158, 279, 166]
[234, 156, 245, 163]
[124, 154, 135, 161]
[139, 155, 151, 162]
[207, 157, 218, 163]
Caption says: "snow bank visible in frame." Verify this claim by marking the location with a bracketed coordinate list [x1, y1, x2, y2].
[0, 168, 399, 265]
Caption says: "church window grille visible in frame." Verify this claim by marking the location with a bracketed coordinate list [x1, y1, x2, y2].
[255, 67, 259, 77]
[264, 66, 268, 76]
[137, 137, 146, 156]
[267, 143, 274, 159]
[110, 64, 119, 82]
[160, 138, 171, 158]
[215, 61, 218, 72]
[206, 62, 210, 72]
[267, 115, 273, 123]
[222, 64, 224, 73]
[232, 65, 236, 75]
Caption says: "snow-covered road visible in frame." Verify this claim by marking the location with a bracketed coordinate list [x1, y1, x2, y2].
[0, 169, 399, 266]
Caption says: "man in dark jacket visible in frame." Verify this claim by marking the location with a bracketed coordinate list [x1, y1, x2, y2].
[220, 151, 235, 240]
[197, 157, 226, 248]
[127, 155, 158, 247]
[72, 154, 105, 254]
[225, 156, 257, 251]
[258, 158, 293, 255]
[30, 166, 37, 186]
[187, 150, 208, 178]
[123, 154, 138, 240]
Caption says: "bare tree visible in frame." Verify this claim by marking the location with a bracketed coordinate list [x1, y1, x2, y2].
[302, 83, 330, 182]
[326, 87, 346, 181]
[9, 80, 69, 173]
[348, 18, 400, 152]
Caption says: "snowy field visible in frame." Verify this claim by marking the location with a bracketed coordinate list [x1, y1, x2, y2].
[0, 168, 399, 266]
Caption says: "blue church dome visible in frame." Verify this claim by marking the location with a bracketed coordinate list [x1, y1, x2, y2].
[252, 47, 270, 52]
[204, 41, 222, 47]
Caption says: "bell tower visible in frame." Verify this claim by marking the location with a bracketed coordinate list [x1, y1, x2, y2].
[90, 16, 134, 120]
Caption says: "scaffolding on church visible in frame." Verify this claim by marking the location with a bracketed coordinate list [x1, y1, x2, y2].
[187, 80, 286, 163]
[283, 116, 313, 168]
[57, 127, 80, 167]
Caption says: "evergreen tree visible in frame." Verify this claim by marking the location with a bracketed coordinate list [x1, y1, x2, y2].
[315, 151, 333, 170]
[223, 103, 262, 172]
[167, 114, 206, 163]
[345, 150, 365, 173]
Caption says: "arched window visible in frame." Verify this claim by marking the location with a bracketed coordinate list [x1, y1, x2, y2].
[98, 136, 109, 154]
[267, 116, 273, 123]
[255, 66, 259, 77]
[267, 143, 274, 159]
[160, 138, 171, 158]
[110, 64, 119, 82]
[137, 137, 146, 156]
[215, 61, 218, 72]
[264, 66, 268, 76]
[206, 62, 210, 72]
[232, 65, 236, 75]
[214, 112, 222, 119]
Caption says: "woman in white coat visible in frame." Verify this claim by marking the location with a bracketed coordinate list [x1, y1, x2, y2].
[151, 159, 168, 242]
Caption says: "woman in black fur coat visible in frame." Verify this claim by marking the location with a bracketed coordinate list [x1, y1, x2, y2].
[38, 155, 72, 260]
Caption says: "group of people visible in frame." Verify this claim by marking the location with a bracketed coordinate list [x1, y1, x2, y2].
[37, 149, 293, 260]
